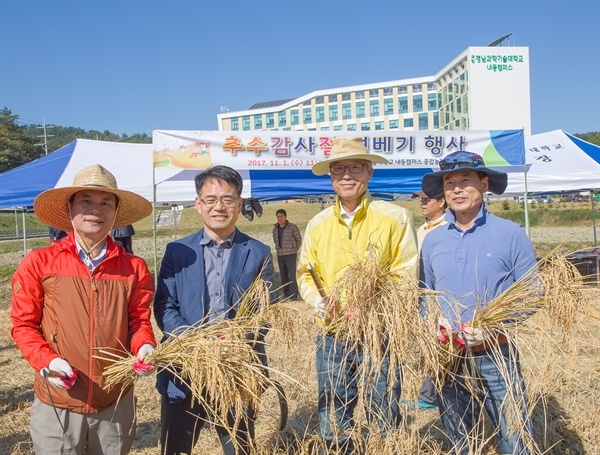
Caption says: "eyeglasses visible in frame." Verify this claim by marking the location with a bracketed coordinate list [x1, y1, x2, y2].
[199, 196, 239, 208]
[439, 154, 485, 171]
[420, 198, 433, 204]
[330, 162, 368, 175]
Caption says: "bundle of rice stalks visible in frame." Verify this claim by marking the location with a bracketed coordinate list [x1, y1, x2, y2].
[326, 244, 423, 388]
[420, 251, 594, 382]
[98, 273, 300, 430]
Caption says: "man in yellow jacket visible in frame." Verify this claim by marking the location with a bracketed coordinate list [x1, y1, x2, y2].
[297, 137, 419, 453]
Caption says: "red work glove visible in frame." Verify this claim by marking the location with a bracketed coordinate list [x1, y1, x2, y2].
[132, 343, 157, 375]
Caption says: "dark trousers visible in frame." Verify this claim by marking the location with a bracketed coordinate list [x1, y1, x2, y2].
[277, 253, 298, 299]
[160, 393, 255, 455]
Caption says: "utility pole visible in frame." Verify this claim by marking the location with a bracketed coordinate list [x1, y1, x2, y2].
[35, 115, 55, 154]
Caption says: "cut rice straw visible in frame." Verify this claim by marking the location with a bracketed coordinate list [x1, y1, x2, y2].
[97, 272, 302, 431]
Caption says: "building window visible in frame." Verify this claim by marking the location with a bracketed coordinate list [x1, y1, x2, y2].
[329, 105, 338, 121]
[369, 89, 379, 97]
[303, 99, 312, 106]
[404, 118, 414, 128]
[347, 124, 356, 131]
[316, 106, 325, 122]
[384, 98, 394, 115]
[266, 113, 274, 128]
[375, 121, 384, 130]
[291, 110, 299, 126]
[412, 84, 422, 93]
[398, 85, 408, 94]
[361, 122, 370, 131]
[383, 87, 393, 96]
[398, 96, 408, 113]
[242, 116, 250, 131]
[329, 94, 338, 102]
[389, 119, 399, 129]
[315, 96, 324, 104]
[321, 126, 329, 131]
[342, 103, 352, 119]
[427, 81, 436, 91]
[334, 125, 343, 131]
[278, 111, 287, 127]
[342, 92, 351, 101]
[355, 91, 365, 100]
[418, 113, 428, 130]
[433, 112, 439, 129]
[428, 93, 437, 110]
[254, 115, 262, 129]
[231, 118, 239, 131]
[413, 95, 423, 112]
[303, 107, 312, 123]
[370, 99, 379, 116]
[356, 101, 365, 118]
[456, 98, 462, 113]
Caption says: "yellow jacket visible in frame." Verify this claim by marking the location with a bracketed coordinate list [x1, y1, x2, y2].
[297, 191, 419, 326]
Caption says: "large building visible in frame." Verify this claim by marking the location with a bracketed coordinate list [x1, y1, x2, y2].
[217, 35, 531, 136]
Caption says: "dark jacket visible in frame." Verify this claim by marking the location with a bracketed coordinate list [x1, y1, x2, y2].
[154, 228, 277, 403]
[272, 221, 302, 256]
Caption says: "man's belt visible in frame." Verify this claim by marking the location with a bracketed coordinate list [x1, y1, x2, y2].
[468, 333, 509, 354]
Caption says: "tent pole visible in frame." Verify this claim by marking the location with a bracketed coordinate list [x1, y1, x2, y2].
[522, 141, 530, 238]
[591, 190, 597, 248]
[22, 210, 27, 257]
[152, 146, 158, 288]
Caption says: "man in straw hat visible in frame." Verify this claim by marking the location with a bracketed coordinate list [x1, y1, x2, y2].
[297, 137, 419, 453]
[154, 165, 277, 455]
[10, 164, 157, 454]
[419, 151, 537, 454]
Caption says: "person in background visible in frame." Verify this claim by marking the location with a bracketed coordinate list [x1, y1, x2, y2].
[412, 189, 447, 250]
[154, 165, 277, 455]
[48, 226, 68, 244]
[411, 189, 447, 410]
[111, 223, 135, 254]
[420, 151, 537, 455]
[297, 137, 419, 453]
[11, 164, 156, 455]
[272, 208, 302, 300]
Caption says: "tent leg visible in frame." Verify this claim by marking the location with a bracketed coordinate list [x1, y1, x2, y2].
[591, 190, 597, 248]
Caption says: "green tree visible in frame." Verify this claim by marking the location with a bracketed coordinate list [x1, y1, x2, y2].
[0, 108, 41, 173]
[574, 131, 600, 146]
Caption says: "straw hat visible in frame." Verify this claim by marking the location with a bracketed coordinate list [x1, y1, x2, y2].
[311, 137, 388, 176]
[34, 164, 152, 232]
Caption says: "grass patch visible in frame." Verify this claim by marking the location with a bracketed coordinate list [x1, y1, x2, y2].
[0, 265, 17, 283]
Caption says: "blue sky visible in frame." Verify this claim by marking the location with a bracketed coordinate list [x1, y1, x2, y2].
[1, 0, 599, 136]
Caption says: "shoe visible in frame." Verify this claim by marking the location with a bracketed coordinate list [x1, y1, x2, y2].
[402, 399, 437, 410]
[417, 399, 437, 409]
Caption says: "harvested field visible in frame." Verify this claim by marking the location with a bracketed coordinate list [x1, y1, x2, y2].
[1, 226, 598, 454]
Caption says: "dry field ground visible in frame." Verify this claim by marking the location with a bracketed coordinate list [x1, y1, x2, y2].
[0, 225, 599, 454]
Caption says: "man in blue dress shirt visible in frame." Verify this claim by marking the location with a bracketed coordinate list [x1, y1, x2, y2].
[420, 151, 537, 455]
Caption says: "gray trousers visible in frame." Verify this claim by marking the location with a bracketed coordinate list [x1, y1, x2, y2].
[30, 388, 136, 454]
[277, 253, 298, 299]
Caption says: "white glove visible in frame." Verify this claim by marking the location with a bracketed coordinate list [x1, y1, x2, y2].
[137, 343, 155, 359]
[133, 343, 156, 376]
[462, 326, 486, 347]
[314, 297, 327, 318]
[43, 358, 77, 389]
